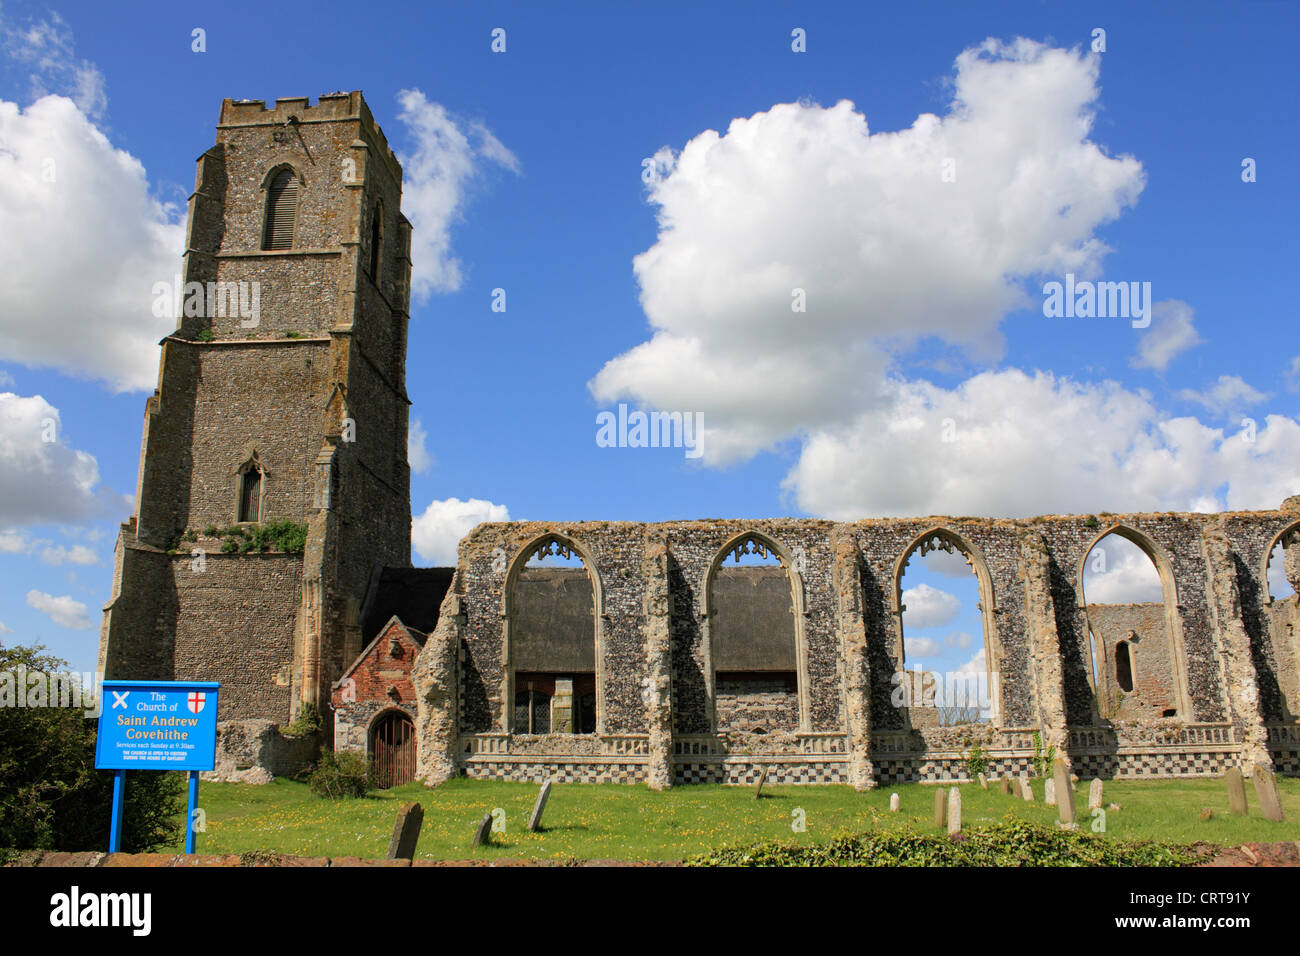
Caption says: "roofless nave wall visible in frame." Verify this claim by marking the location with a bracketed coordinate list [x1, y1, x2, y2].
[412, 505, 1300, 788]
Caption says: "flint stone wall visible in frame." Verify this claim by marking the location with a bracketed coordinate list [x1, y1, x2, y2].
[415, 505, 1300, 787]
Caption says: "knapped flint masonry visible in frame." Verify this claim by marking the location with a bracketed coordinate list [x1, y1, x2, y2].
[98, 93, 1300, 789]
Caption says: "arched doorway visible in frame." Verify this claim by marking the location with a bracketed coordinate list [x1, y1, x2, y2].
[370, 710, 416, 788]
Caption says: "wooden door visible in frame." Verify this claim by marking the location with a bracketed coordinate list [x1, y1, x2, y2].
[371, 711, 415, 788]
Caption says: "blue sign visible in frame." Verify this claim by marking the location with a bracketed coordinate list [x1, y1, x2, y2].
[95, 680, 220, 772]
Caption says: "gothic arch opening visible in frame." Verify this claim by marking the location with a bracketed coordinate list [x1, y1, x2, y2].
[702, 532, 808, 734]
[261, 166, 300, 250]
[235, 456, 264, 523]
[1080, 527, 1189, 720]
[893, 528, 999, 728]
[503, 534, 602, 735]
[1262, 522, 1300, 720]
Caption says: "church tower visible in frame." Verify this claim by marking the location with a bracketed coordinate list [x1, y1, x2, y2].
[99, 92, 413, 732]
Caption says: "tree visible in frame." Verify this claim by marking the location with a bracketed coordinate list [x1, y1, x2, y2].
[0, 644, 182, 852]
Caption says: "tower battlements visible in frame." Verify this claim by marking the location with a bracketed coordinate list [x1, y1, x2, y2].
[216, 91, 403, 185]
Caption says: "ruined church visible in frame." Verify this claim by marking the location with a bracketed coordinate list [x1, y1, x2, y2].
[99, 92, 1300, 790]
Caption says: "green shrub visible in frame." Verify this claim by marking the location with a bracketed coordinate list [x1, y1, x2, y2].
[0, 644, 183, 852]
[283, 702, 322, 738]
[1032, 731, 1056, 778]
[685, 819, 1200, 867]
[308, 748, 371, 800]
[965, 744, 989, 778]
[215, 521, 307, 555]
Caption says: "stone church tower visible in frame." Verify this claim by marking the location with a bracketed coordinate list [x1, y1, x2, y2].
[99, 92, 413, 741]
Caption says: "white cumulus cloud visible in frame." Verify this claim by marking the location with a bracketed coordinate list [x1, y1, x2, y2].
[783, 370, 1300, 519]
[395, 89, 519, 302]
[1131, 300, 1202, 372]
[412, 496, 510, 566]
[26, 589, 92, 629]
[1083, 533, 1164, 603]
[0, 391, 115, 525]
[1176, 375, 1268, 418]
[592, 38, 1146, 465]
[0, 95, 184, 391]
[901, 582, 963, 629]
[408, 418, 433, 474]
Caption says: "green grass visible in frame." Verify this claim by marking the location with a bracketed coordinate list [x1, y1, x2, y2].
[167, 775, 1300, 862]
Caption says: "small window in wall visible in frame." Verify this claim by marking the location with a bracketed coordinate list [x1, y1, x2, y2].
[262, 169, 299, 250]
[1115, 640, 1134, 693]
[513, 680, 552, 734]
[368, 203, 383, 279]
[238, 464, 262, 523]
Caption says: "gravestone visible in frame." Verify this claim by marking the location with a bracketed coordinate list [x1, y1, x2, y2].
[999, 778, 1012, 796]
[1225, 767, 1248, 816]
[528, 780, 553, 832]
[934, 787, 947, 828]
[947, 787, 961, 836]
[386, 802, 424, 860]
[472, 812, 493, 847]
[1253, 763, 1285, 822]
[889, 793, 900, 812]
[1045, 779, 1056, 805]
[978, 773, 988, 790]
[1053, 758, 1076, 825]
[754, 766, 768, 799]
[1020, 773, 1033, 801]
[1089, 778, 1104, 811]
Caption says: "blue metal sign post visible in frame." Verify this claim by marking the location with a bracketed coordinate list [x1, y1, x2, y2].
[95, 680, 220, 854]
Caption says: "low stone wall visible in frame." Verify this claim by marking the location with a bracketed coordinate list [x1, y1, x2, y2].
[205, 720, 321, 783]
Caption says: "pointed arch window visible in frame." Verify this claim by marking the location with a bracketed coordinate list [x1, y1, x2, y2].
[262, 169, 299, 250]
[238, 459, 263, 523]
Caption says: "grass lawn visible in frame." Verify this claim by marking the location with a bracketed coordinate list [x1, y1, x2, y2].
[166, 775, 1300, 862]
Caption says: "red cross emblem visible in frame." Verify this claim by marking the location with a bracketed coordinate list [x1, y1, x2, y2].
[187, 692, 206, 714]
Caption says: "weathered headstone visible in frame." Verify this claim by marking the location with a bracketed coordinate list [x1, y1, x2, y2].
[889, 792, 900, 812]
[1020, 773, 1033, 801]
[1045, 778, 1056, 805]
[753, 766, 768, 799]
[934, 787, 948, 827]
[1088, 778, 1104, 811]
[472, 812, 493, 847]
[999, 777, 1012, 796]
[1253, 763, 1285, 822]
[978, 772, 988, 790]
[1053, 758, 1076, 825]
[1225, 767, 1248, 816]
[386, 802, 424, 860]
[947, 787, 961, 836]
[528, 780, 553, 832]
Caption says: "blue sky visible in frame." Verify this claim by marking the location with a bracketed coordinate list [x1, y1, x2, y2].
[1, 1, 1297, 674]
